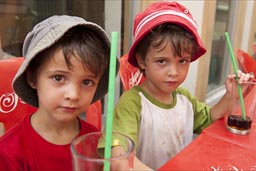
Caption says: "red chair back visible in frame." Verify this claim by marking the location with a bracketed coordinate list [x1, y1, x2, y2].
[236, 49, 256, 76]
[119, 54, 145, 90]
[0, 57, 102, 135]
[86, 100, 102, 130]
[0, 57, 37, 132]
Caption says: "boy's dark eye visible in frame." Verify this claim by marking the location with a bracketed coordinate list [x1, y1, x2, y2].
[83, 79, 93, 86]
[157, 59, 166, 64]
[179, 59, 189, 64]
[53, 75, 63, 82]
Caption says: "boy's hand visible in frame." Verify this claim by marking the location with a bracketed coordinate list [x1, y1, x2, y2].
[211, 70, 254, 122]
[225, 70, 254, 94]
[111, 146, 133, 170]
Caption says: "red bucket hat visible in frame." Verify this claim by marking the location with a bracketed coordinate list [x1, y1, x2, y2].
[128, 1, 207, 67]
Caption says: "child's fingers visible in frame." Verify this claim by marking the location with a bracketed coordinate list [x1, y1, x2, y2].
[244, 73, 251, 80]
[228, 74, 235, 79]
[249, 72, 255, 79]
[228, 70, 254, 84]
[237, 71, 253, 83]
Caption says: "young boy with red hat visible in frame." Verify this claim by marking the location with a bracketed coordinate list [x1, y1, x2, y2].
[110, 1, 253, 170]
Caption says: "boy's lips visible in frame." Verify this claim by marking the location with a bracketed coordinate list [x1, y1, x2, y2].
[166, 80, 178, 84]
[165, 81, 178, 87]
[61, 106, 78, 112]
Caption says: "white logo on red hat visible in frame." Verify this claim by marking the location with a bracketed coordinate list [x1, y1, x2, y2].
[135, 10, 198, 38]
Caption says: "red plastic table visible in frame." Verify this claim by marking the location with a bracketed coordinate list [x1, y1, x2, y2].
[158, 117, 256, 170]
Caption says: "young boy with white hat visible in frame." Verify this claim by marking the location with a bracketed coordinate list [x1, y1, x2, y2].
[0, 15, 111, 170]
[110, 1, 253, 170]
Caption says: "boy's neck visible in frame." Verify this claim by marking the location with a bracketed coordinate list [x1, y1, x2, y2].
[139, 82, 174, 104]
[30, 112, 80, 145]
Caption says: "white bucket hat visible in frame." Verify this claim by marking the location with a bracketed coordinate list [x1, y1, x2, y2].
[12, 15, 110, 107]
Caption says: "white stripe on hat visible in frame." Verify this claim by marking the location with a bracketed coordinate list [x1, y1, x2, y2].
[134, 10, 198, 38]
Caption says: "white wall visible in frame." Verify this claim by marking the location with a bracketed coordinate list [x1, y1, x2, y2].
[241, 1, 254, 52]
[104, 0, 122, 114]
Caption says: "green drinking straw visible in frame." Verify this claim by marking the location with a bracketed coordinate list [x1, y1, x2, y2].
[103, 31, 118, 171]
[224, 32, 246, 120]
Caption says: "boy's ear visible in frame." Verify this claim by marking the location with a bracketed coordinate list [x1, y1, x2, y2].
[135, 54, 146, 69]
[26, 71, 37, 89]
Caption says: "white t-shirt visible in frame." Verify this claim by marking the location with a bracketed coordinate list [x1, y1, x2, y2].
[112, 86, 211, 170]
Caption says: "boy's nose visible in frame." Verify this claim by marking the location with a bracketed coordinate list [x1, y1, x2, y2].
[65, 84, 80, 100]
[167, 64, 178, 76]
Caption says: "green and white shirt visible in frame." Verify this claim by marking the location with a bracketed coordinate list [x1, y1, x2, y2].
[112, 86, 211, 170]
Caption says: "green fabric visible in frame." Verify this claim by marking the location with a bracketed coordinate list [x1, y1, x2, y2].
[112, 87, 142, 149]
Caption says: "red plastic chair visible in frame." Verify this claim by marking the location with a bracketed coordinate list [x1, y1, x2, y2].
[0, 57, 102, 136]
[236, 49, 256, 77]
[119, 54, 145, 90]
[0, 57, 37, 134]
[85, 99, 102, 130]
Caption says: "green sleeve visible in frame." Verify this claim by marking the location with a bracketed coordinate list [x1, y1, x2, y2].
[111, 87, 141, 148]
[97, 87, 141, 155]
[176, 87, 212, 134]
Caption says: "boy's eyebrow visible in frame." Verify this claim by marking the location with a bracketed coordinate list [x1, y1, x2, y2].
[152, 55, 191, 59]
[45, 69, 70, 73]
[46, 70, 98, 78]
[180, 56, 191, 59]
[178, 56, 192, 60]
